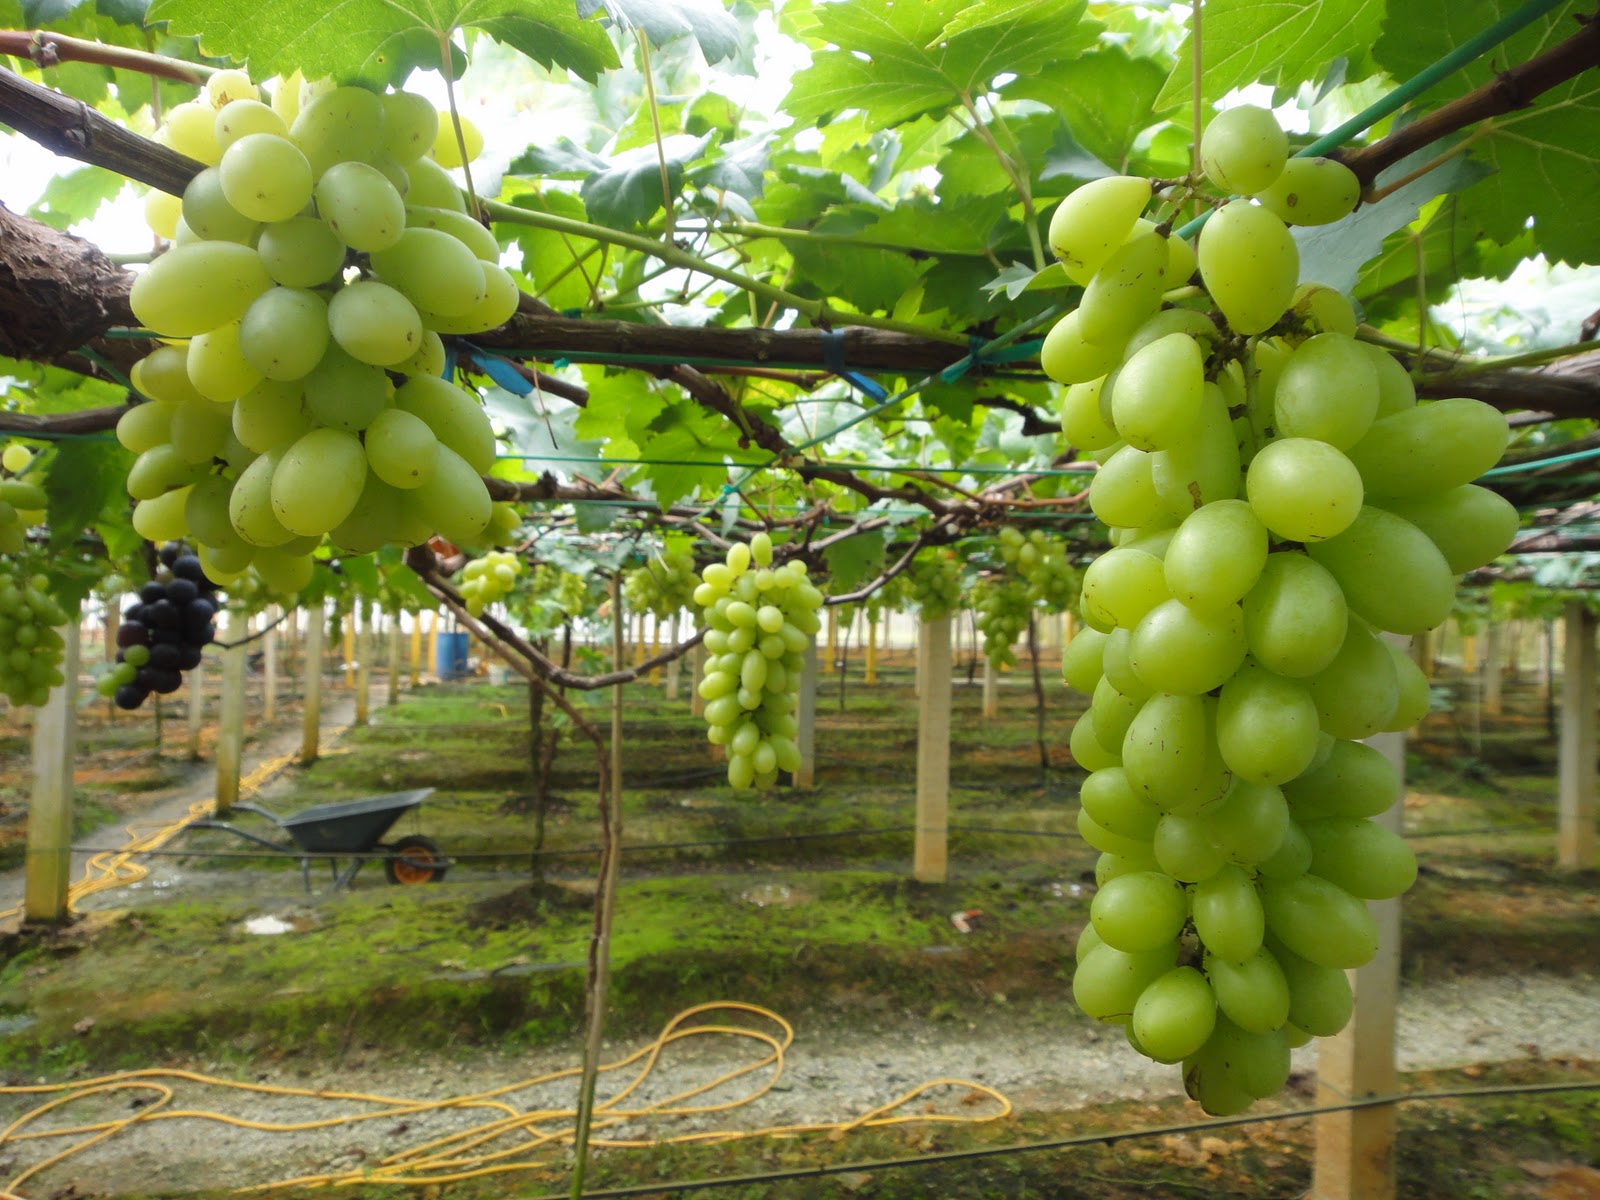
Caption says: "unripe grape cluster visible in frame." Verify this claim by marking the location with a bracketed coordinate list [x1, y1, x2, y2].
[457, 549, 522, 617]
[1048, 106, 1519, 1114]
[974, 577, 1031, 668]
[999, 526, 1078, 611]
[0, 443, 44, 555]
[904, 548, 964, 620]
[622, 550, 699, 620]
[100, 545, 222, 710]
[692, 534, 823, 790]
[0, 558, 68, 707]
[123, 68, 508, 587]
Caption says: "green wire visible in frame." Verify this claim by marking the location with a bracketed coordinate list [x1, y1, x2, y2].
[1482, 444, 1600, 478]
[496, 451, 1092, 478]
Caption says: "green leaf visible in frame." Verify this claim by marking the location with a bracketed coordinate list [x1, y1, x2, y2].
[581, 133, 712, 228]
[1157, 0, 1385, 110]
[572, 368, 666, 452]
[506, 186, 601, 313]
[920, 380, 975, 423]
[26, 166, 127, 232]
[1004, 48, 1167, 170]
[146, 0, 619, 87]
[693, 133, 772, 201]
[1294, 145, 1490, 294]
[982, 260, 1068, 300]
[784, 0, 1088, 129]
[577, 0, 740, 63]
[1375, 0, 1600, 265]
[857, 193, 1009, 257]
[44, 438, 133, 553]
[822, 528, 887, 591]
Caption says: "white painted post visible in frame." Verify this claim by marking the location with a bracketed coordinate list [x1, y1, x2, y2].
[387, 611, 402, 706]
[1558, 602, 1597, 871]
[1313, 718, 1404, 1200]
[665, 615, 682, 701]
[215, 610, 247, 815]
[300, 608, 324, 766]
[824, 608, 837, 675]
[1483, 621, 1504, 717]
[795, 637, 817, 788]
[865, 615, 879, 685]
[185, 654, 206, 761]
[913, 615, 952, 883]
[690, 641, 707, 719]
[981, 654, 998, 718]
[355, 602, 372, 726]
[23, 621, 79, 924]
[263, 603, 278, 721]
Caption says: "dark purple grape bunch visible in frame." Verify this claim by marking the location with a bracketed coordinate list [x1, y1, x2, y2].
[98, 543, 222, 710]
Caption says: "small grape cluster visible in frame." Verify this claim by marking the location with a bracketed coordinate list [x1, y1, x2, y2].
[692, 534, 824, 790]
[974, 577, 1031, 668]
[100, 547, 221, 710]
[904, 548, 964, 621]
[122, 68, 509, 587]
[0, 560, 68, 707]
[457, 549, 522, 617]
[999, 527, 1078, 611]
[0, 444, 45, 556]
[622, 550, 699, 620]
[1048, 106, 1518, 1114]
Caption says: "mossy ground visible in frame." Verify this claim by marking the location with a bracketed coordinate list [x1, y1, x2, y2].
[1, 651, 1597, 1196]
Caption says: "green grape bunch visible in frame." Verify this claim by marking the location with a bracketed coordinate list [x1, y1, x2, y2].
[457, 549, 522, 617]
[692, 533, 824, 791]
[973, 575, 1031, 669]
[118, 67, 512, 590]
[0, 553, 69, 707]
[1047, 105, 1518, 1115]
[904, 548, 964, 621]
[0, 442, 45, 556]
[622, 550, 699, 620]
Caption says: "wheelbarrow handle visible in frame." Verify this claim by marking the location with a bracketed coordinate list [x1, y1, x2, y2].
[185, 818, 299, 856]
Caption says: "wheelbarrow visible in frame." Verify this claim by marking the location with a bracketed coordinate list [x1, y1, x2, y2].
[186, 788, 448, 891]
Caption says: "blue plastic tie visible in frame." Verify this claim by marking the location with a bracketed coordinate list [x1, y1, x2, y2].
[819, 329, 889, 401]
[473, 349, 536, 397]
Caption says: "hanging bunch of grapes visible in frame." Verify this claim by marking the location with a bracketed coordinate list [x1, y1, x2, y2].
[99, 544, 221, 710]
[1049, 106, 1518, 1114]
[456, 549, 523, 617]
[621, 549, 699, 622]
[904, 548, 964, 622]
[692, 534, 824, 790]
[120, 68, 511, 586]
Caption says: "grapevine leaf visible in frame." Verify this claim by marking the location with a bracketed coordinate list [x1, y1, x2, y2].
[145, 0, 618, 87]
[783, 0, 1088, 129]
[920, 380, 975, 424]
[505, 186, 600, 314]
[26, 166, 127, 232]
[1157, 0, 1385, 109]
[24, 0, 88, 22]
[822, 527, 887, 592]
[1004, 48, 1168, 170]
[1375, 0, 1600, 264]
[481, 387, 606, 479]
[692, 133, 772, 201]
[1293, 145, 1489, 294]
[572, 369, 666, 451]
[580, 133, 712, 229]
[511, 139, 611, 178]
[575, 0, 741, 63]
[858, 193, 1009, 257]
[982, 260, 1069, 300]
[44, 439, 132, 553]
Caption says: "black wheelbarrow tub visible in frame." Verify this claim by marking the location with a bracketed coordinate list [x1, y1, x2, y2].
[277, 788, 435, 854]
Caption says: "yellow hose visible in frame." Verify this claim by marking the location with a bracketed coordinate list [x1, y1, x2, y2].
[0, 1001, 1011, 1193]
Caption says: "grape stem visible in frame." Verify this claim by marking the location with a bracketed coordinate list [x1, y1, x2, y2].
[436, 33, 481, 221]
[0, 30, 210, 84]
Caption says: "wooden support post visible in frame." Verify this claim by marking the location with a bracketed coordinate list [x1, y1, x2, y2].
[649, 618, 661, 687]
[824, 608, 837, 675]
[1313, 722, 1404, 1200]
[215, 610, 247, 815]
[1558, 602, 1597, 870]
[185, 653, 205, 761]
[262, 604, 278, 721]
[1413, 630, 1434, 679]
[387, 612, 402, 706]
[342, 616, 355, 688]
[913, 615, 952, 883]
[300, 609, 324, 766]
[664, 616, 681, 700]
[1460, 631, 1477, 678]
[982, 654, 998, 718]
[22, 621, 79, 925]
[104, 600, 119, 664]
[633, 613, 646, 667]
[409, 613, 422, 685]
[355, 603, 372, 726]
[795, 637, 817, 788]
[1483, 621, 1504, 717]
[865, 616, 878, 685]
[426, 610, 440, 682]
[915, 612, 927, 697]
[690, 641, 706, 718]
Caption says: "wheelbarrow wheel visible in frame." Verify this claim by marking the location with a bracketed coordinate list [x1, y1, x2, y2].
[385, 835, 447, 885]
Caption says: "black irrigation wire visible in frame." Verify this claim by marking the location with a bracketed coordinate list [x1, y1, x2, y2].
[520, 1079, 1600, 1200]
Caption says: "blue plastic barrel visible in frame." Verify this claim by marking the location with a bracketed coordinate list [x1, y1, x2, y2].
[436, 631, 470, 680]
